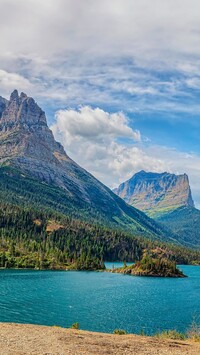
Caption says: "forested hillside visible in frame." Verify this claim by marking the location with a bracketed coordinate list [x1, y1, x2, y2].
[0, 91, 177, 243]
[0, 204, 199, 270]
[157, 206, 200, 248]
[0, 165, 172, 241]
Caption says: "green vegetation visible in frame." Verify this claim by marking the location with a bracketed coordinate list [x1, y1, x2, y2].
[110, 252, 186, 277]
[147, 205, 182, 219]
[0, 203, 200, 271]
[133, 253, 185, 277]
[155, 322, 200, 341]
[0, 165, 174, 241]
[112, 322, 200, 340]
[113, 329, 127, 335]
[157, 206, 200, 248]
[71, 322, 80, 330]
[155, 329, 186, 340]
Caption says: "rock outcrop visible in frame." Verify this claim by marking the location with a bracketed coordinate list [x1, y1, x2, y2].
[0, 90, 74, 186]
[113, 170, 194, 217]
[0, 96, 8, 118]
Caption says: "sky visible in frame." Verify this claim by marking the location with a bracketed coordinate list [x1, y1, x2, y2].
[1, 0, 200, 207]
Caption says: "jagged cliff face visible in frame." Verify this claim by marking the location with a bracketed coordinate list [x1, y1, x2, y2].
[0, 90, 75, 187]
[0, 90, 168, 239]
[113, 171, 194, 217]
[0, 90, 114, 203]
[0, 90, 65, 159]
[0, 96, 8, 118]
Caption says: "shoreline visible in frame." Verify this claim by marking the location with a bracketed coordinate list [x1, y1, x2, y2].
[0, 323, 199, 355]
[0, 263, 199, 271]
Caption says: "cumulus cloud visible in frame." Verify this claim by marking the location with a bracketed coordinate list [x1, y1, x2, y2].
[50, 107, 146, 186]
[52, 106, 140, 143]
[51, 106, 200, 207]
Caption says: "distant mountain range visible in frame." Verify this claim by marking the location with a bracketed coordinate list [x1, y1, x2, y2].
[114, 171, 200, 247]
[0, 90, 169, 241]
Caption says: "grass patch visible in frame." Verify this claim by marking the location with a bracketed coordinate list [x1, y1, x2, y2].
[155, 322, 200, 342]
[155, 330, 186, 340]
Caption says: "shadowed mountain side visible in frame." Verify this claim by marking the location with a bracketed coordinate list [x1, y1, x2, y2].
[157, 206, 200, 248]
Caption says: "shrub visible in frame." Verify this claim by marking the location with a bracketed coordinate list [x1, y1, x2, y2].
[71, 322, 80, 330]
[113, 329, 127, 335]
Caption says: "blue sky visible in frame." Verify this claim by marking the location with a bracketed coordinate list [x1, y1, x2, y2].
[0, 0, 200, 206]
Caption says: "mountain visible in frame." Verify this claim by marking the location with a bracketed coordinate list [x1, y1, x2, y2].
[0, 90, 170, 241]
[113, 171, 200, 248]
[157, 206, 200, 248]
[0, 96, 8, 116]
[113, 170, 194, 218]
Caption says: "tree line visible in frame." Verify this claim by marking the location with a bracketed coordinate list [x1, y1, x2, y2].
[0, 204, 199, 270]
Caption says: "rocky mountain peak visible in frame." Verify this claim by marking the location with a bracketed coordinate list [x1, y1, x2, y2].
[10, 89, 19, 102]
[113, 171, 195, 217]
[0, 90, 70, 175]
[0, 90, 47, 131]
[20, 92, 28, 100]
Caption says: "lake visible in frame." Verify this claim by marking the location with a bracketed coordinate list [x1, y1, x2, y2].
[0, 264, 199, 335]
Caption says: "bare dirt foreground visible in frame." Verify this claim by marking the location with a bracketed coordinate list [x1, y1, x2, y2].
[0, 323, 200, 355]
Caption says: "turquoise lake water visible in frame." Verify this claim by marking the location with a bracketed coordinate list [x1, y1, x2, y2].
[0, 264, 199, 335]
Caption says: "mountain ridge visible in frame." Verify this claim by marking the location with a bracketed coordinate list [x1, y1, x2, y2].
[113, 170, 194, 218]
[114, 170, 200, 247]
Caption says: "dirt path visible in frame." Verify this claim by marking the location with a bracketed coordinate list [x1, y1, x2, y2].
[0, 323, 199, 355]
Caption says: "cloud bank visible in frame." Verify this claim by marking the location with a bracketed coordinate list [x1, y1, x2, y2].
[1, 0, 200, 114]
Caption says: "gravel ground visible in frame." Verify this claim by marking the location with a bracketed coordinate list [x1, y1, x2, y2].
[0, 323, 200, 355]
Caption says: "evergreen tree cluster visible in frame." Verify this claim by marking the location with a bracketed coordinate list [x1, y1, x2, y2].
[0, 204, 199, 270]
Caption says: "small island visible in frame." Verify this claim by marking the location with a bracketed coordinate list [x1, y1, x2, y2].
[109, 253, 186, 278]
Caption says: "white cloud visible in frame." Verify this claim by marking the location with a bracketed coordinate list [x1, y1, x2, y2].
[1, 0, 200, 62]
[0, 69, 32, 97]
[1, 0, 200, 112]
[185, 77, 200, 89]
[51, 106, 200, 207]
[50, 107, 147, 187]
[52, 106, 140, 143]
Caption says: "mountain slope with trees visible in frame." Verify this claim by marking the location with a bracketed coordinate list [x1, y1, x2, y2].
[0, 90, 174, 242]
[0, 204, 199, 270]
